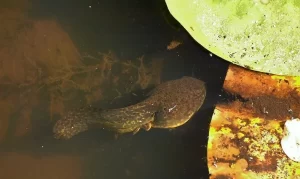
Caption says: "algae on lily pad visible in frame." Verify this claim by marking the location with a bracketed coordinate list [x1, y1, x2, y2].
[165, 0, 300, 76]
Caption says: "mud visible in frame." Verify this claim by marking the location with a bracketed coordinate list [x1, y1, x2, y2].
[243, 90, 300, 120]
[221, 65, 300, 121]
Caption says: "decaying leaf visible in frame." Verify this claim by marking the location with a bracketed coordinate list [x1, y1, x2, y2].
[208, 65, 300, 178]
[167, 40, 182, 50]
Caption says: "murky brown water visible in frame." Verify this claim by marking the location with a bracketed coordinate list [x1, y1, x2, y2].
[0, 0, 229, 178]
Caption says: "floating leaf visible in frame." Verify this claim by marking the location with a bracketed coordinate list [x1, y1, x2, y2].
[166, 0, 300, 76]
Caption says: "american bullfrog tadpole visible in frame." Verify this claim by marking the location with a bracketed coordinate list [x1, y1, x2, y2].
[53, 76, 206, 139]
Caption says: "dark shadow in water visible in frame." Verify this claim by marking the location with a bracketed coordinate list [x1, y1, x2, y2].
[0, 0, 230, 179]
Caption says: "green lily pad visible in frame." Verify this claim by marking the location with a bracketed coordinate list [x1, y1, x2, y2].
[165, 0, 300, 76]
